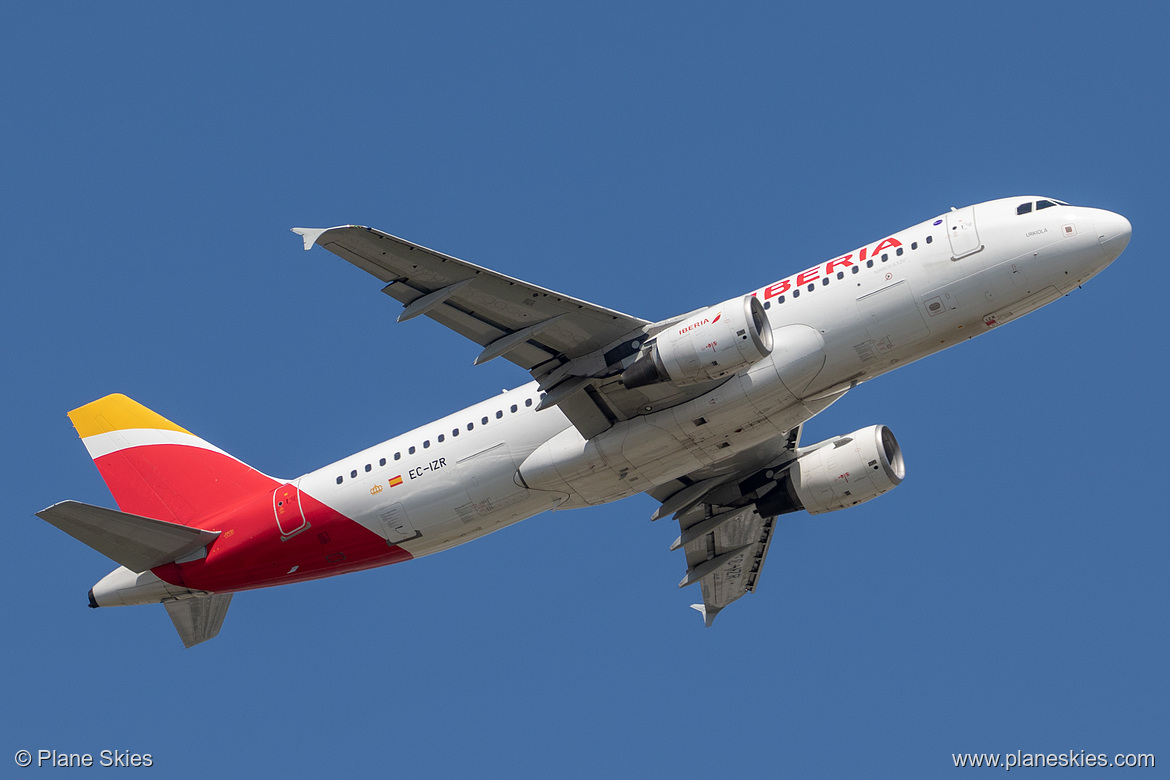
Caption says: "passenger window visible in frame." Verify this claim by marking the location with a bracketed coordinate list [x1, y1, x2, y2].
[510, 404, 518, 413]
[881, 254, 888, 262]
[379, 457, 386, 466]
[778, 295, 785, 303]
[452, 428, 459, 437]
[866, 259, 874, 268]
[336, 476, 343, 485]
[525, 398, 533, 407]
[837, 271, 844, 280]
[408, 446, 416, 455]
[437, 434, 444, 443]
[793, 289, 800, 298]
[851, 265, 859, 274]
[467, 422, 474, 431]
[496, 410, 503, 419]
[394, 452, 401, 461]
[1017, 202, 1033, 215]
[926, 235, 933, 244]
[806, 283, 814, 292]
[423, 440, 430, 449]
[1037, 200, 1056, 210]
[896, 247, 904, 256]
[365, 464, 372, 472]
[763, 300, 771, 309]
[822, 277, 830, 286]
[350, 470, 357, 479]
[911, 242, 918, 250]
[481, 416, 489, 425]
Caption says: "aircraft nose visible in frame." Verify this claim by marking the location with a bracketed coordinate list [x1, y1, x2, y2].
[1094, 209, 1132, 259]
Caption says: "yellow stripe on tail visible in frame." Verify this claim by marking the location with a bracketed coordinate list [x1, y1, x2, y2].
[68, 393, 191, 439]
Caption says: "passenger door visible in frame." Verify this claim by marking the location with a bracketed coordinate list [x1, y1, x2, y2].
[273, 481, 310, 540]
[946, 206, 983, 259]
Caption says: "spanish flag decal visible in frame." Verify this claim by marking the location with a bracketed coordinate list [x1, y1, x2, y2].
[388, 475, 404, 488]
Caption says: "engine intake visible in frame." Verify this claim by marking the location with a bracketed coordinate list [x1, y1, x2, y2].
[758, 425, 905, 516]
[621, 295, 773, 389]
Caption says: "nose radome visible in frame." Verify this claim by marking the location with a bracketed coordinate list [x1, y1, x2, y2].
[1095, 210, 1132, 258]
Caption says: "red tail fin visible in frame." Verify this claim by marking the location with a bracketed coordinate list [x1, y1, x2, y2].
[68, 394, 279, 527]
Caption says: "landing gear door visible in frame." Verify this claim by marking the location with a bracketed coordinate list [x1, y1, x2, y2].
[946, 206, 983, 259]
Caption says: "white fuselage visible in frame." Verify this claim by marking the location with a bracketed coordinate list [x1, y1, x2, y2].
[298, 197, 1128, 559]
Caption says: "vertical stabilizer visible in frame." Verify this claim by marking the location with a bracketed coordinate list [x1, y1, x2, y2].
[68, 394, 278, 526]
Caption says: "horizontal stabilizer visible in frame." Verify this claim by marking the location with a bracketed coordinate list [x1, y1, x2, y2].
[37, 500, 219, 573]
[164, 594, 233, 648]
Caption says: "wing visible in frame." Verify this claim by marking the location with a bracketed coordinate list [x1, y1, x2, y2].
[295, 225, 717, 438]
[679, 506, 776, 627]
[648, 426, 804, 626]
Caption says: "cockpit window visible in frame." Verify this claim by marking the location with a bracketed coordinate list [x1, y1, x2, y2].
[1018, 198, 1072, 215]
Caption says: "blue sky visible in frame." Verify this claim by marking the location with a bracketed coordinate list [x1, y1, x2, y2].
[4, 2, 1166, 777]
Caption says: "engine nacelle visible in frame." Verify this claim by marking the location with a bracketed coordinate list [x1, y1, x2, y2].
[758, 425, 905, 516]
[621, 295, 773, 388]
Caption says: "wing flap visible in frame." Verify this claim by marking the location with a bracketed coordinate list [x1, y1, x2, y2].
[37, 500, 219, 573]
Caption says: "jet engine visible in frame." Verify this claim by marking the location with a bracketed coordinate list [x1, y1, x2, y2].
[621, 294, 773, 389]
[758, 425, 905, 516]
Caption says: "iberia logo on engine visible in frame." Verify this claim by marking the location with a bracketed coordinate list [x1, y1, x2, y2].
[678, 312, 720, 336]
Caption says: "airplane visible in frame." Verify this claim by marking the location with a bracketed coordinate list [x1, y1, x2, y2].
[38, 196, 1131, 647]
